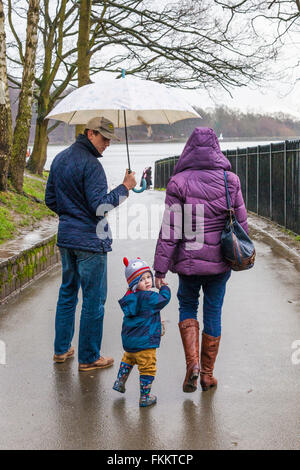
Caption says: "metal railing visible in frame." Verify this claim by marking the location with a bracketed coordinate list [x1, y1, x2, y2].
[154, 139, 300, 234]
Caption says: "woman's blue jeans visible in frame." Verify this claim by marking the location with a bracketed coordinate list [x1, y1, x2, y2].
[54, 247, 107, 364]
[177, 271, 231, 337]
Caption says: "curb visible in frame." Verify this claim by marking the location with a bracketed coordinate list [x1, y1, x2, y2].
[248, 214, 300, 271]
[0, 262, 60, 305]
[0, 234, 60, 305]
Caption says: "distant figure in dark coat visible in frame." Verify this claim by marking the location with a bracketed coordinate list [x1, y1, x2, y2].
[140, 166, 152, 189]
[145, 166, 152, 189]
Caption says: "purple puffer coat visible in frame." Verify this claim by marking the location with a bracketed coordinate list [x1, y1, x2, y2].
[153, 127, 248, 277]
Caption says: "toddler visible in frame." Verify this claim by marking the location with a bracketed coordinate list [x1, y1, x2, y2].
[113, 257, 171, 407]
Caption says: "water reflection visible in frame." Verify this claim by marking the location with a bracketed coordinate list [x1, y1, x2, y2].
[179, 390, 225, 450]
[111, 395, 161, 450]
[52, 364, 108, 449]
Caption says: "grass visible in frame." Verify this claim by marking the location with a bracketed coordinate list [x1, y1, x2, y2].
[0, 208, 15, 242]
[28, 169, 49, 181]
[23, 177, 47, 200]
[0, 176, 56, 245]
[279, 227, 300, 243]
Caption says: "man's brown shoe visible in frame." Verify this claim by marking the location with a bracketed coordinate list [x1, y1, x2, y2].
[78, 355, 114, 372]
[53, 346, 75, 363]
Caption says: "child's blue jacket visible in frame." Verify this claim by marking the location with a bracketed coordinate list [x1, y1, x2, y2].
[118, 286, 171, 353]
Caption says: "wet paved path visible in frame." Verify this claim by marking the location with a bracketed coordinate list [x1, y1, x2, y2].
[0, 190, 299, 450]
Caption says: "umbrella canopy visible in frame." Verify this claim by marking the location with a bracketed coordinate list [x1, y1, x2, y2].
[46, 76, 201, 126]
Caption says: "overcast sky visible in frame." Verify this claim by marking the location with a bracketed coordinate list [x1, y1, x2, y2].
[6, 0, 300, 119]
[151, 1, 300, 119]
[175, 1, 300, 119]
[182, 35, 300, 119]
[96, 7, 300, 120]
[178, 78, 300, 119]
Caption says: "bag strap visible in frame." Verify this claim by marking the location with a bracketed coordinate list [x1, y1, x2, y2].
[224, 170, 234, 222]
[224, 170, 232, 210]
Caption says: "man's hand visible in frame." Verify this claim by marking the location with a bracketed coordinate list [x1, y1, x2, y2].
[155, 277, 168, 289]
[123, 169, 136, 191]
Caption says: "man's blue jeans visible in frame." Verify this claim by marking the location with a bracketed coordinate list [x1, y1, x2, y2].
[54, 247, 107, 364]
[177, 271, 231, 337]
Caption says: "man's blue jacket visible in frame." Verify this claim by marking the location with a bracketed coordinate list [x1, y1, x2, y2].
[45, 133, 128, 253]
[119, 286, 171, 353]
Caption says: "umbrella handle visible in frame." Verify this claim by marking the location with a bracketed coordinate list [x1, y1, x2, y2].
[132, 177, 146, 193]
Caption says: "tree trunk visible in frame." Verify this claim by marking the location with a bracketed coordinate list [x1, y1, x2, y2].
[26, 0, 72, 174]
[76, 0, 92, 137]
[26, 74, 50, 175]
[9, 0, 40, 192]
[27, 117, 49, 176]
[0, 1, 12, 191]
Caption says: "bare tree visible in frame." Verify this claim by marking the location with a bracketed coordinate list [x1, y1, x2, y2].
[87, 0, 276, 87]
[9, 0, 40, 192]
[76, 0, 92, 136]
[8, 0, 281, 174]
[215, 1, 300, 44]
[0, 0, 12, 191]
[25, 0, 78, 175]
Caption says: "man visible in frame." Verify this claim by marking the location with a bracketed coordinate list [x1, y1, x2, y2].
[45, 117, 136, 372]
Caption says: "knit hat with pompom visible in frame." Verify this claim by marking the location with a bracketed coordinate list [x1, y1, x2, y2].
[123, 257, 154, 292]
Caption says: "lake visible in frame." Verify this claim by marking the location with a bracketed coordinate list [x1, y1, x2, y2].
[44, 139, 279, 187]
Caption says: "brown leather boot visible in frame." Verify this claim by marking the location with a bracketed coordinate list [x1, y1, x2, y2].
[178, 319, 200, 392]
[200, 332, 221, 391]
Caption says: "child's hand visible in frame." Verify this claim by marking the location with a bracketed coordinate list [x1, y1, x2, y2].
[155, 277, 168, 289]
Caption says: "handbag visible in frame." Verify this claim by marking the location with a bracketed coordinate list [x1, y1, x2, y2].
[221, 171, 255, 271]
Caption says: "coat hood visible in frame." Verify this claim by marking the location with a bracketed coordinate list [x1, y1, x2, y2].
[173, 127, 231, 175]
[119, 293, 138, 317]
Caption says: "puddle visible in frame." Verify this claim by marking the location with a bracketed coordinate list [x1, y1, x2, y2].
[0, 219, 58, 261]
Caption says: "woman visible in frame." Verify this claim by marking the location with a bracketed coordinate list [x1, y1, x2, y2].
[153, 127, 248, 392]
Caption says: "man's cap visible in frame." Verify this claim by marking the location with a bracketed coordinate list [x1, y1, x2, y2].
[85, 116, 119, 141]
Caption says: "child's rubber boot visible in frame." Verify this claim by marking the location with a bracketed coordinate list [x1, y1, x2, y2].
[139, 375, 157, 407]
[112, 362, 133, 393]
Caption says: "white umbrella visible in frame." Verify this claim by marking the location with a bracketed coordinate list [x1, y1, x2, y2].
[46, 75, 201, 192]
[46, 76, 200, 126]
